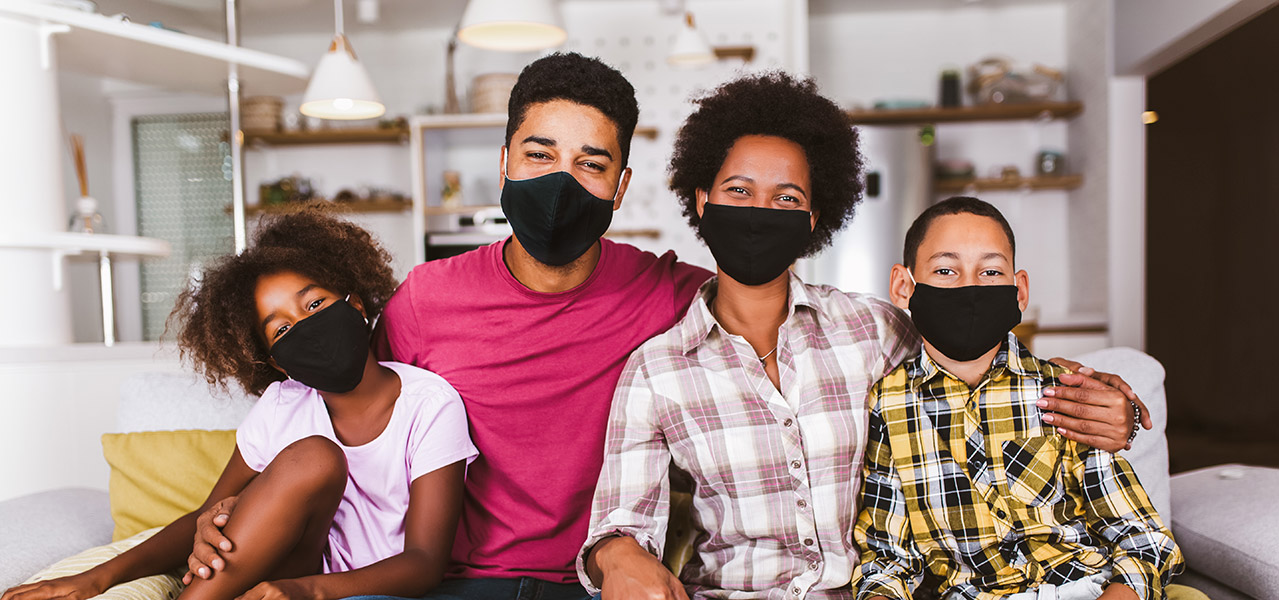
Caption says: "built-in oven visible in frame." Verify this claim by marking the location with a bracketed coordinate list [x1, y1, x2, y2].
[424, 207, 511, 261]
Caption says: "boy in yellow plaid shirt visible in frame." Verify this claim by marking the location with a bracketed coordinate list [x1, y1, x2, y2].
[851, 197, 1184, 600]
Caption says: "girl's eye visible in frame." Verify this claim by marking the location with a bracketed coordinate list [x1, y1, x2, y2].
[308, 298, 324, 311]
[273, 323, 290, 340]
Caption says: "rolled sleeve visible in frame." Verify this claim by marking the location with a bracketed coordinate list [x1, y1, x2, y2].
[576, 354, 673, 593]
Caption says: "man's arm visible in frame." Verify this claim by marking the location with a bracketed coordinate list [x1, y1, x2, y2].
[851, 398, 926, 600]
[1070, 443, 1184, 600]
[577, 355, 684, 600]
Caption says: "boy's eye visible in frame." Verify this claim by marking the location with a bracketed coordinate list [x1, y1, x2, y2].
[981, 269, 1004, 277]
[934, 268, 956, 276]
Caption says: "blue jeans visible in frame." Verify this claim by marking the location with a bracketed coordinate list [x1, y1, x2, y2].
[346, 577, 594, 600]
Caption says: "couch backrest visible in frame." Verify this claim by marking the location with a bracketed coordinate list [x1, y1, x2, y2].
[116, 372, 256, 433]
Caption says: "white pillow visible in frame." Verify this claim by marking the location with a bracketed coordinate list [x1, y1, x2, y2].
[24, 527, 184, 600]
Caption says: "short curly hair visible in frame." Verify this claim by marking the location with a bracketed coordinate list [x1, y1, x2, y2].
[168, 207, 398, 396]
[668, 72, 863, 257]
[506, 52, 639, 166]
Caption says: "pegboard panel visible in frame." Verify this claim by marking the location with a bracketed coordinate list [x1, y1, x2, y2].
[556, 0, 806, 270]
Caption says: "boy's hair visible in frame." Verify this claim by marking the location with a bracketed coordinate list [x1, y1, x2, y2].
[903, 196, 1016, 270]
[668, 71, 864, 258]
[168, 207, 398, 396]
[505, 52, 639, 167]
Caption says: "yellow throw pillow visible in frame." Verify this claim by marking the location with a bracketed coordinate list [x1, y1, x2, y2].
[24, 527, 184, 600]
[101, 430, 237, 541]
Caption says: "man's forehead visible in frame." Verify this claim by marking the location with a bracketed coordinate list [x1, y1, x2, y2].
[513, 100, 621, 150]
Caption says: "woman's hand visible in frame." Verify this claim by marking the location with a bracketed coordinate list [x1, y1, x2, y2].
[183, 495, 239, 583]
[1041, 358, 1152, 453]
[0, 571, 108, 600]
[233, 578, 315, 600]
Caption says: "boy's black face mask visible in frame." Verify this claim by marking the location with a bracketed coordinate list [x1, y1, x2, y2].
[697, 203, 812, 286]
[500, 170, 616, 267]
[908, 282, 1022, 362]
[269, 298, 369, 394]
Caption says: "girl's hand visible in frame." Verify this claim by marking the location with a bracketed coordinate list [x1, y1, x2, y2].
[0, 571, 108, 600]
[233, 578, 314, 600]
[184, 494, 240, 583]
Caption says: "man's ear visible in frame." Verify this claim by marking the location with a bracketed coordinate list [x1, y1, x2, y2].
[695, 189, 708, 218]
[889, 264, 914, 311]
[612, 167, 632, 211]
[1015, 269, 1030, 312]
[498, 146, 508, 190]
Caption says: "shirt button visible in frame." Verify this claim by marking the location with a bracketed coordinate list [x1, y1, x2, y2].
[809, 560, 820, 570]
[796, 498, 807, 509]
[996, 509, 1007, 519]
[783, 418, 794, 427]
[803, 538, 814, 546]
[791, 460, 802, 469]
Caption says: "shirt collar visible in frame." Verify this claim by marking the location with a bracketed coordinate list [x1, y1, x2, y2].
[906, 331, 1040, 388]
[678, 271, 822, 355]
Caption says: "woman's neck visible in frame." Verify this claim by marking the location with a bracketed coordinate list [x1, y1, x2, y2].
[711, 270, 790, 355]
[318, 354, 400, 446]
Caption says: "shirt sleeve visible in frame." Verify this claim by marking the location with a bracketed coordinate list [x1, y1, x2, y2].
[851, 391, 926, 600]
[406, 379, 479, 482]
[374, 276, 423, 364]
[869, 297, 920, 377]
[1069, 444, 1185, 600]
[576, 352, 672, 594]
[234, 388, 278, 473]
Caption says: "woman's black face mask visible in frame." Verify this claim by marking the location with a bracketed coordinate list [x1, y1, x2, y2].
[698, 203, 812, 286]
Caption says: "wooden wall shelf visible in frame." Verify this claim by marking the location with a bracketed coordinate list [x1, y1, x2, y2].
[846, 101, 1083, 125]
[934, 174, 1083, 193]
[409, 113, 658, 139]
[230, 200, 411, 216]
[245, 127, 409, 146]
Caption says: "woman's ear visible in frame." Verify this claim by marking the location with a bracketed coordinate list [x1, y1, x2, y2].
[889, 264, 914, 311]
[810, 208, 820, 231]
[696, 189, 708, 218]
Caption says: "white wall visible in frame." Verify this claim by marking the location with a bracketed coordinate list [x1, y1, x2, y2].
[1114, 0, 1276, 76]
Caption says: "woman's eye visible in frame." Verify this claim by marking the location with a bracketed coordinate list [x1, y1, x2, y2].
[726, 186, 749, 196]
[777, 195, 800, 204]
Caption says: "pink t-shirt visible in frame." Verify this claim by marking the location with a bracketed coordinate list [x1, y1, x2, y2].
[376, 238, 710, 583]
[236, 361, 479, 573]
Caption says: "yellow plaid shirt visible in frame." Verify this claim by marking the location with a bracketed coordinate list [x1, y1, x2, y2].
[851, 334, 1183, 600]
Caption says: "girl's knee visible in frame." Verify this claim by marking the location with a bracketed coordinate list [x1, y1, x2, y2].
[268, 436, 347, 492]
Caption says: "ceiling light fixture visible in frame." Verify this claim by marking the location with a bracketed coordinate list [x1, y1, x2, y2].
[457, 0, 567, 52]
[668, 11, 714, 66]
[300, 0, 385, 120]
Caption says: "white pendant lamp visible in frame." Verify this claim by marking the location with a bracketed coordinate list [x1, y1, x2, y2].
[457, 0, 566, 52]
[300, 0, 385, 120]
[667, 12, 715, 67]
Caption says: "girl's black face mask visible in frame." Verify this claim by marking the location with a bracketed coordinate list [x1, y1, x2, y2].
[697, 203, 812, 286]
[908, 281, 1022, 362]
[269, 297, 369, 394]
[500, 170, 616, 267]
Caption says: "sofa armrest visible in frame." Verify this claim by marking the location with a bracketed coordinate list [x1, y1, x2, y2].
[0, 488, 112, 591]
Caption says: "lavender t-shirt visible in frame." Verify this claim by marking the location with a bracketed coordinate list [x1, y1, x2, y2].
[376, 238, 710, 582]
[236, 361, 478, 573]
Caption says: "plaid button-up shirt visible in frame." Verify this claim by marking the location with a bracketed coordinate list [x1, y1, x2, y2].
[579, 274, 918, 599]
[852, 335, 1183, 600]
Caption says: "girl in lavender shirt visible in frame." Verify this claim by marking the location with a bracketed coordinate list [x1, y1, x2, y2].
[2, 209, 476, 600]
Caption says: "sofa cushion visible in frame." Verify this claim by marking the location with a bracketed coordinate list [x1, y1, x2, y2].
[117, 373, 255, 433]
[23, 526, 183, 600]
[1171, 464, 1279, 599]
[102, 430, 237, 540]
[0, 488, 112, 591]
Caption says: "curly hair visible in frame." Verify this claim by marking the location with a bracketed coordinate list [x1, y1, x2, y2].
[668, 72, 864, 257]
[506, 52, 639, 166]
[168, 207, 398, 396]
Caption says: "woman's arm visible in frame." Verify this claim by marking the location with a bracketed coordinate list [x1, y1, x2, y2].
[1039, 359, 1149, 452]
[233, 460, 467, 600]
[0, 448, 258, 600]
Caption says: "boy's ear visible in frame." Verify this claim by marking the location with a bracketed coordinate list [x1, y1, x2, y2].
[1015, 269, 1030, 312]
[889, 264, 914, 311]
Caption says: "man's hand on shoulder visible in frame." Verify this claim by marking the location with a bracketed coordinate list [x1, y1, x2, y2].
[588, 535, 688, 600]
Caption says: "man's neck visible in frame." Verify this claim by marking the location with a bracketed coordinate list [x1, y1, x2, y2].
[924, 342, 1001, 388]
[502, 236, 602, 293]
[711, 271, 790, 350]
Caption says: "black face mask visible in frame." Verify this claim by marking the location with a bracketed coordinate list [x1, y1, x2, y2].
[908, 282, 1022, 362]
[697, 203, 812, 286]
[269, 297, 370, 394]
[500, 170, 616, 267]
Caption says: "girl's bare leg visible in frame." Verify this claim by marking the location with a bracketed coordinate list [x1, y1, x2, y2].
[179, 436, 347, 600]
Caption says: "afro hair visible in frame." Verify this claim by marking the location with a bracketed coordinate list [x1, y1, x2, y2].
[668, 72, 863, 257]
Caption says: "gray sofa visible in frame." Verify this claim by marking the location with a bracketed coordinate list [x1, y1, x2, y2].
[1, 348, 1274, 598]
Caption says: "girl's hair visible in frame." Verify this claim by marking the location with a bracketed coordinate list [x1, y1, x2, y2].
[169, 207, 398, 396]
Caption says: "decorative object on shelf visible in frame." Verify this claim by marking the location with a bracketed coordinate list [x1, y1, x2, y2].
[934, 158, 975, 181]
[259, 175, 316, 207]
[457, 0, 566, 51]
[242, 96, 283, 132]
[300, 0, 385, 120]
[470, 73, 518, 114]
[67, 134, 105, 234]
[997, 165, 1022, 180]
[442, 171, 463, 209]
[933, 174, 1083, 194]
[846, 101, 1082, 125]
[1036, 150, 1066, 176]
[966, 56, 1064, 105]
[667, 10, 755, 67]
[939, 69, 961, 108]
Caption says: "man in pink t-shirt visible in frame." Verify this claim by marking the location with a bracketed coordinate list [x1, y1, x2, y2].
[374, 53, 709, 599]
